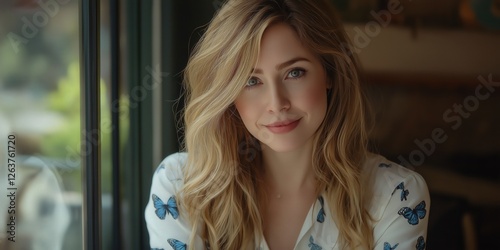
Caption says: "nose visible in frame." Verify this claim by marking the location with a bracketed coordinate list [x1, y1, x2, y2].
[267, 83, 290, 113]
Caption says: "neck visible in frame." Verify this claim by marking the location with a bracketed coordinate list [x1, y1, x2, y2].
[261, 139, 317, 196]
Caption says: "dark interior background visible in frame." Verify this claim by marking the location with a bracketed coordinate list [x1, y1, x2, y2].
[341, 0, 500, 249]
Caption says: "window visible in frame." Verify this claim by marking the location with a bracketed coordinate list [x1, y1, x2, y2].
[1, 1, 216, 249]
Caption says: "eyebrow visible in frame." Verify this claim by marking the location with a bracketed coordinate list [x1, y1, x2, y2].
[251, 57, 311, 74]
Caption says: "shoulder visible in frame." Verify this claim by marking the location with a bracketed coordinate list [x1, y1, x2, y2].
[159, 151, 188, 170]
[361, 153, 430, 218]
[146, 152, 204, 248]
[361, 154, 431, 246]
[157, 152, 188, 178]
[150, 152, 188, 196]
[361, 153, 427, 189]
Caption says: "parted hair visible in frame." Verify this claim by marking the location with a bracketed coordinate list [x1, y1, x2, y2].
[180, 0, 373, 249]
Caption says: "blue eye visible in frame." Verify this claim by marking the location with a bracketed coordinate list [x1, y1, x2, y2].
[287, 68, 305, 79]
[246, 77, 260, 88]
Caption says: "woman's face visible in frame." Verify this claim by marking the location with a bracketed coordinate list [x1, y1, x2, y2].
[234, 23, 329, 153]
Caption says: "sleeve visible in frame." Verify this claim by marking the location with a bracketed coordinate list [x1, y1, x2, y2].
[372, 172, 431, 250]
[144, 153, 204, 249]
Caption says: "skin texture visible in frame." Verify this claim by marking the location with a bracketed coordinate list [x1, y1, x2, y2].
[234, 22, 330, 250]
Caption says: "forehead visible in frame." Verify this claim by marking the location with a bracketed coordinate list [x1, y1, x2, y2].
[257, 23, 317, 68]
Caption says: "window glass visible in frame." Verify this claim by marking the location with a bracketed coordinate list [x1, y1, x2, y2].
[0, 1, 81, 249]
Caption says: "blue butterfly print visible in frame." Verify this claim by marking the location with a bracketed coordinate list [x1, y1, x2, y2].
[167, 239, 187, 250]
[152, 194, 179, 220]
[155, 163, 166, 173]
[378, 163, 391, 168]
[384, 242, 399, 250]
[317, 196, 325, 223]
[415, 236, 425, 250]
[391, 182, 409, 201]
[308, 235, 322, 250]
[398, 200, 426, 225]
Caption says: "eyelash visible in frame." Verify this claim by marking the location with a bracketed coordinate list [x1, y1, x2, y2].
[245, 68, 307, 89]
[246, 77, 261, 89]
[286, 68, 306, 79]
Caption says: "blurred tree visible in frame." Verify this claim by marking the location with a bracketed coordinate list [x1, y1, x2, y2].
[41, 62, 129, 193]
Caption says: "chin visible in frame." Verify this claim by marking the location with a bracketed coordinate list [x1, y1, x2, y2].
[261, 139, 307, 153]
[251, 128, 316, 153]
[266, 145, 297, 153]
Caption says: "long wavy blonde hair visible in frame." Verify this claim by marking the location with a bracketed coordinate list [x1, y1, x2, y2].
[180, 0, 373, 249]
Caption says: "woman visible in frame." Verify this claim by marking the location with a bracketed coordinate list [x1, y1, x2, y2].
[145, 0, 430, 249]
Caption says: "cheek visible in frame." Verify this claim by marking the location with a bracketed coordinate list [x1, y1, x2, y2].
[234, 99, 257, 126]
[295, 83, 328, 111]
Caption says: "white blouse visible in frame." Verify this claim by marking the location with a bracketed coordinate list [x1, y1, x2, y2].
[145, 152, 430, 250]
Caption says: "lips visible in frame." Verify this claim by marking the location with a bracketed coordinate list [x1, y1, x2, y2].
[264, 118, 301, 134]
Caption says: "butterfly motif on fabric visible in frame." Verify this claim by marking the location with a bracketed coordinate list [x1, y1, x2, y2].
[317, 196, 325, 223]
[152, 194, 179, 220]
[167, 239, 187, 250]
[308, 235, 322, 250]
[391, 182, 409, 201]
[415, 236, 426, 250]
[163, 165, 183, 182]
[155, 163, 166, 173]
[378, 163, 391, 168]
[398, 200, 426, 225]
[384, 242, 399, 250]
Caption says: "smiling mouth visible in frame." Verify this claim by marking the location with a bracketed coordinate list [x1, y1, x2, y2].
[264, 118, 301, 133]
